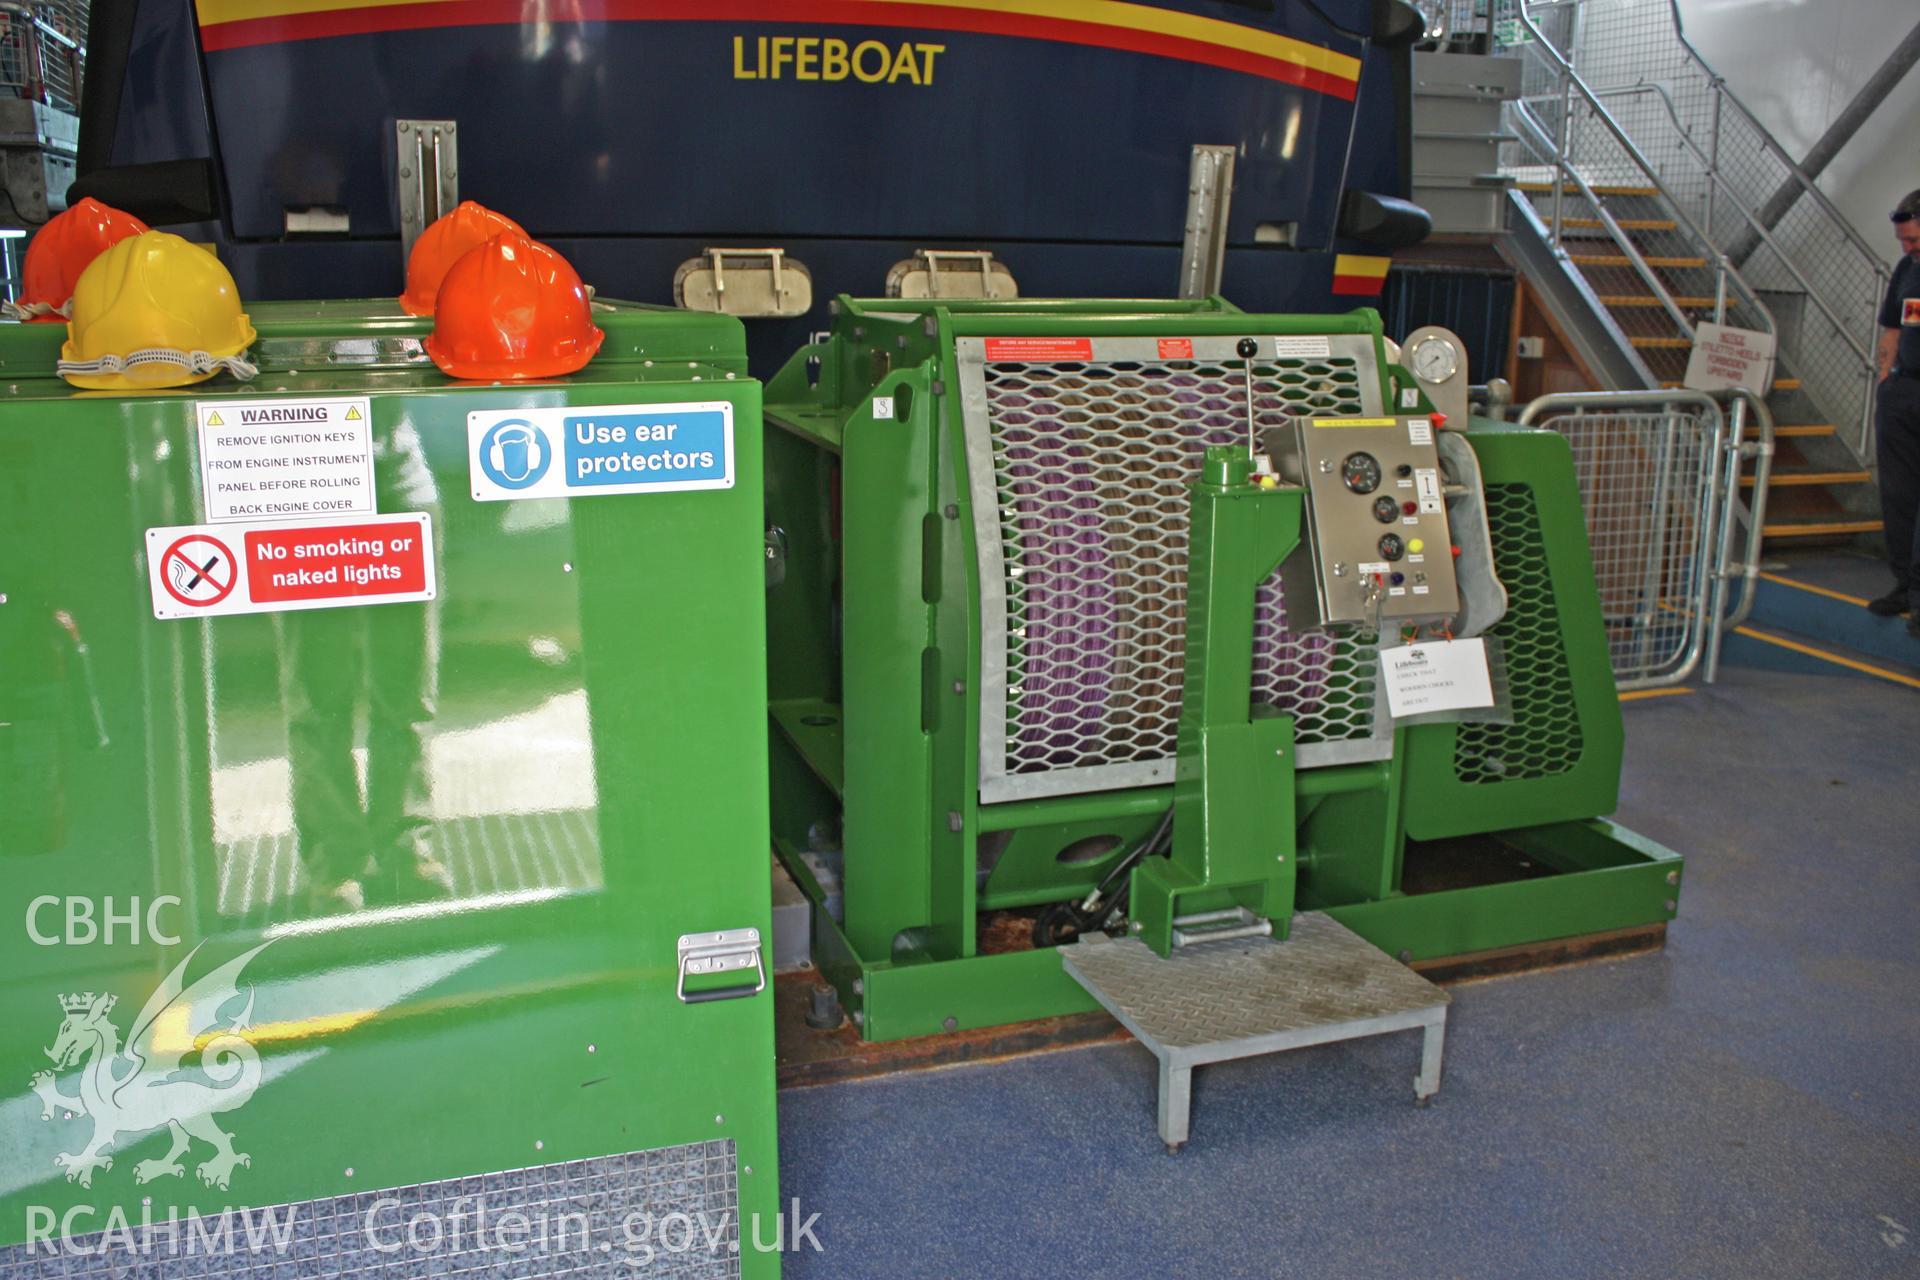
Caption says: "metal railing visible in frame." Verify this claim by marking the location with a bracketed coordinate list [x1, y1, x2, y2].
[1500, 0, 1885, 464]
[1517, 387, 1773, 689]
[0, 0, 84, 110]
[1500, 3, 1777, 364]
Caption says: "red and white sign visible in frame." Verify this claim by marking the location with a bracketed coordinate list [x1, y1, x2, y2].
[1683, 322, 1776, 395]
[146, 514, 435, 620]
[1157, 337, 1194, 360]
[983, 337, 1093, 362]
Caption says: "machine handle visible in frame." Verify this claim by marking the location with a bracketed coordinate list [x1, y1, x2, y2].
[676, 929, 766, 1004]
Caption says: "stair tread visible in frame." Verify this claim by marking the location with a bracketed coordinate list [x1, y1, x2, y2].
[1573, 255, 1707, 267]
[1517, 181, 1660, 196]
[1600, 295, 1720, 307]
[1746, 423, 1837, 438]
[1761, 518, 1882, 536]
[1742, 469, 1874, 487]
[1564, 217, 1677, 231]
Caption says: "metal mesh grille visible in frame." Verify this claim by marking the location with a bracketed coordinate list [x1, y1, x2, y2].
[0, 1141, 741, 1278]
[1455, 483, 1583, 784]
[976, 353, 1381, 790]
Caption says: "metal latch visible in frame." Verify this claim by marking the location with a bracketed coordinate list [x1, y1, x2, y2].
[676, 929, 766, 1004]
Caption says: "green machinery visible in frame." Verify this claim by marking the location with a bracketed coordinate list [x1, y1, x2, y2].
[0, 301, 782, 1274]
[763, 295, 1684, 1042]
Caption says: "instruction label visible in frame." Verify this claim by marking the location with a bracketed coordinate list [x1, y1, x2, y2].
[197, 397, 374, 524]
[983, 337, 1093, 362]
[1273, 336, 1331, 360]
[1380, 638, 1494, 718]
[146, 514, 434, 620]
[467, 402, 735, 502]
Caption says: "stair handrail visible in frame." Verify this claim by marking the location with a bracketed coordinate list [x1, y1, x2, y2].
[1506, 3, 1777, 345]
[1588, 81, 1875, 379]
[1505, 99, 1699, 352]
[1665, 0, 1891, 275]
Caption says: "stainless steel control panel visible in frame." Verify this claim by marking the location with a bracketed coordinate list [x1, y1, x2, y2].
[1263, 415, 1463, 629]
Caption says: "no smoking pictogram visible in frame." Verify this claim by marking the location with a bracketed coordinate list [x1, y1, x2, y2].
[159, 534, 237, 608]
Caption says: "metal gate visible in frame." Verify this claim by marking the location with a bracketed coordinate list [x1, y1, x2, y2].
[1516, 389, 1773, 689]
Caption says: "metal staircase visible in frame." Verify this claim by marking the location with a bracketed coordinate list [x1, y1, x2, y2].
[1491, 0, 1889, 543]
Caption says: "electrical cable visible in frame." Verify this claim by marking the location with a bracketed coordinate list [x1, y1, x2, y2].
[1032, 807, 1175, 948]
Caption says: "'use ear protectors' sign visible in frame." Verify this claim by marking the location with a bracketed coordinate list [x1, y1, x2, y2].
[466, 402, 735, 502]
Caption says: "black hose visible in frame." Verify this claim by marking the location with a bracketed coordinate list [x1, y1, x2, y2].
[1031, 807, 1175, 948]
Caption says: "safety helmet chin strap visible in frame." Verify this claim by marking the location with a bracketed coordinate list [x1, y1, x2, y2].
[2, 298, 71, 320]
[56, 347, 259, 381]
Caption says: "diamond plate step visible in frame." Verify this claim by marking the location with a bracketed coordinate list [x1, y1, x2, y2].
[1061, 911, 1449, 1151]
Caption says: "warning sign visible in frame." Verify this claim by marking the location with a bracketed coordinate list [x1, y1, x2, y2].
[146, 514, 434, 619]
[197, 397, 376, 524]
[983, 337, 1094, 362]
[467, 402, 736, 503]
[1683, 323, 1776, 396]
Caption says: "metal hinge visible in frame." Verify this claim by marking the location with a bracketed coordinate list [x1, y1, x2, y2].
[676, 929, 766, 1004]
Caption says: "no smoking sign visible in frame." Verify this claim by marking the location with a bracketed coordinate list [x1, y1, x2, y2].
[146, 514, 436, 620]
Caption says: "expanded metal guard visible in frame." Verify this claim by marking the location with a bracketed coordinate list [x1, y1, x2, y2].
[957, 335, 1393, 804]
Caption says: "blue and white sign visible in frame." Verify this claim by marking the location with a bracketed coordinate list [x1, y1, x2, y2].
[466, 401, 735, 502]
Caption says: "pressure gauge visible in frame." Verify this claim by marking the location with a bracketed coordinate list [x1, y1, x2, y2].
[1410, 335, 1460, 383]
[1341, 451, 1382, 494]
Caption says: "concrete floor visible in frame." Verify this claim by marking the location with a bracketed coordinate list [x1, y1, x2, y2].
[777, 648, 1920, 1276]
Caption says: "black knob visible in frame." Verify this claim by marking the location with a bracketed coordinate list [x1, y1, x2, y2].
[1396, 463, 1413, 478]
[1236, 338, 1258, 359]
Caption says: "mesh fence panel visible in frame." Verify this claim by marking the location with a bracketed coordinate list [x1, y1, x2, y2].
[967, 349, 1388, 798]
[1533, 407, 1716, 686]
[0, 0, 85, 109]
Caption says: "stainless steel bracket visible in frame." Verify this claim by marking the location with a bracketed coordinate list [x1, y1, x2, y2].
[396, 119, 458, 266]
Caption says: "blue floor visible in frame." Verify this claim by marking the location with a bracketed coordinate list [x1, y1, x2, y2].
[777, 660, 1920, 1278]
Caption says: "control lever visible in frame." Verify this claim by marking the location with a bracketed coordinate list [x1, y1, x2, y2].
[1237, 337, 1259, 460]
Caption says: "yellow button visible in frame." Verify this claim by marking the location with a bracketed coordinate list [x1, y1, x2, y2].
[1408, 538, 1425, 553]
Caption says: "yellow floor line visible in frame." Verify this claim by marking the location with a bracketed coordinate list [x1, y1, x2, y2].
[1732, 624, 1920, 690]
[1619, 687, 1693, 702]
[1755, 571, 1870, 608]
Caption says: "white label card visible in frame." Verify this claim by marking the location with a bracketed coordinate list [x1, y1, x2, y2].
[872, 396, 896, 420]
[1380, 638, 1494, 717]
[1407, 417, 1433, 445]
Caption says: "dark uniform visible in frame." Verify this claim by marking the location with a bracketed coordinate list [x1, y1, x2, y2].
[1877, 254, 1920, 611]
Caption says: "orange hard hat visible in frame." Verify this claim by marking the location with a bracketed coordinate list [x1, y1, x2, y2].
[398, 200, 527, 316]
[10, 197, 150, 322]
[424, 233, 603, 381]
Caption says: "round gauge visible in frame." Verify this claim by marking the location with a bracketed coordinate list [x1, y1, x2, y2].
[1411, 336, 1460, 383]
[1372, 495, 1399, 524]
[1378, 533, 1405, 561]
[1341, 452, 1382, 495]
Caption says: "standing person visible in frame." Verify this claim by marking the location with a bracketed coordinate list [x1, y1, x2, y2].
[1871, 188, 1920, 636]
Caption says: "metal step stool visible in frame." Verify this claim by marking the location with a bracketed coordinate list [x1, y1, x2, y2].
[1061, 911, 1450, 1151]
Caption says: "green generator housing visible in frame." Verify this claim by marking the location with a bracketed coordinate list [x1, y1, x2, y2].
[763, 295, 1683, 1042]
[0, 300, 782, 1275]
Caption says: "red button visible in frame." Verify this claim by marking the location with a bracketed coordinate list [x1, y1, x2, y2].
[1431, 412, 1449, 430]
[1451, 545, 1462, 558]
[1402, 501, 1417, 516]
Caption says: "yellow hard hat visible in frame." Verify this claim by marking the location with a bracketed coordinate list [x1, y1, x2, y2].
[57, 231, 258, 390]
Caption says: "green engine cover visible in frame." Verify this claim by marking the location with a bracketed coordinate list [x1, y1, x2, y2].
[0, 301, 784, 1276]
